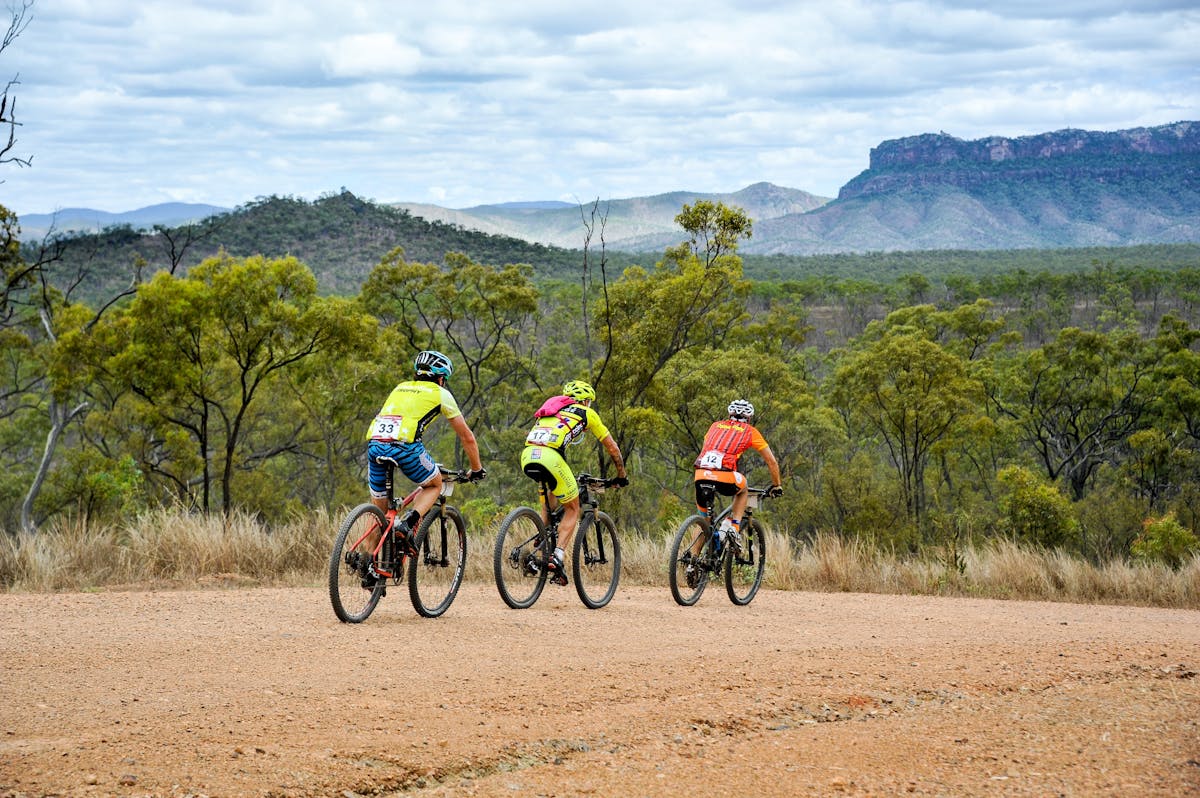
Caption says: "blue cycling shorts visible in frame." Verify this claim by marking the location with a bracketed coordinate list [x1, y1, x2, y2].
[367, 440, 437, 498]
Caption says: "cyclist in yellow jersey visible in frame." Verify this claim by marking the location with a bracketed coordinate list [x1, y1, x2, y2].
[693, 399, 783, 551]
[520, 380, 628, 584]
[365, 350, 485, 561]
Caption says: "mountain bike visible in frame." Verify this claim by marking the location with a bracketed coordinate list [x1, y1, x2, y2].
[328, 465, 477, 622]
[668, 485, 771, 606]
[493, 473, 622, 610]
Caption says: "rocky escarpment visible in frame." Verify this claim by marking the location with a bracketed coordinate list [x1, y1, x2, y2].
[839, 121, 1200, 200]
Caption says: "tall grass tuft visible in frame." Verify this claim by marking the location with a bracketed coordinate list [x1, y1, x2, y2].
[2, 510, 1197, 608]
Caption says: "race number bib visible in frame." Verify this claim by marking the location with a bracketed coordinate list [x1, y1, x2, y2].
[526, 427, 557, 446]
[370, 414, 404, 440]
[697, 450, 725, 469]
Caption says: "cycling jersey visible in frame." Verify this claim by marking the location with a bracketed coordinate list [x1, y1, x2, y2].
[523, 402, 610, 451]
[693, 419, 768, 471]
[366, 380, 462, 443]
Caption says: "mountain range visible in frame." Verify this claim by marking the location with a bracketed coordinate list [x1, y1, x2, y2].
[16, 121, 1200, 255]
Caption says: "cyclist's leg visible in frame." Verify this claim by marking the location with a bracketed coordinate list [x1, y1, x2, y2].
[365, 442, 397, 548]
[728, 471, 749, 525]
[690, 476, 717, 557]
[393, 441, 440, 529]
[523, 446, 578, 578]
[522, 455, 557, 527]
[557, 497, 582, 551]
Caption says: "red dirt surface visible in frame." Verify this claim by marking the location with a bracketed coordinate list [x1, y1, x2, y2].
[2, 584, 1198, 797]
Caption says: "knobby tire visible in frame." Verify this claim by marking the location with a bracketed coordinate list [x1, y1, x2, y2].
[493, 506, 549, 609]
[407, 505, 467, 618]
[329, 503, 388, 623]
[725, 517, 766, 605]
[572, 511, 620, 609]
[668, 514, 713, 606]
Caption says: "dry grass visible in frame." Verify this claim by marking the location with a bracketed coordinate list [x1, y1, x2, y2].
[3, 511, 1197, 608]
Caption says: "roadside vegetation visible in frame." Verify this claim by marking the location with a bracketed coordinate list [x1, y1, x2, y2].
[2, 511, 1195, 608]
[4, 195, 1200, 607]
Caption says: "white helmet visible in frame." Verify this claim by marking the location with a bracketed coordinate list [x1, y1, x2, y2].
[728, 399, 754, 420]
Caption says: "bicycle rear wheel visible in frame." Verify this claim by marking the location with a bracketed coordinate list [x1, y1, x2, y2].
[572, 511, 620, 609]
[328, 503, 388, 623]
[668, 514, 713, 606]
[725, 517, 766, 605]
[407, 505, 467, 618]
[493, 506, 548, 609]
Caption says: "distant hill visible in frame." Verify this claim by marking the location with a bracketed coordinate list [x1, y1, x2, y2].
[15, 121, 1200, 288]
[742, 121, 1200, 254]
[396, 182, 831, 251]
[18, 203, 231, 242]
[28, 192, 625, 302]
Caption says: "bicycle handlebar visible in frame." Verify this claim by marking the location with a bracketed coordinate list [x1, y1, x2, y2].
[438, 466, 485, 483]
[577, 473, 625, 489]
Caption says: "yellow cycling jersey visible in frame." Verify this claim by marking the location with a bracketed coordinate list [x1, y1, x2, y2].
[366, 380, 462, 443]
[524, 402, 610, 450]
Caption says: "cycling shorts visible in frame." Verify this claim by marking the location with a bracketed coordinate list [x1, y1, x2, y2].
[521, 445, 579, 504]
[367, 439, 437, 498]
[693, 468, 747, 510]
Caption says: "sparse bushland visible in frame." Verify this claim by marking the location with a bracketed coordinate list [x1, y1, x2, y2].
[2, 511, 1195, 609]
[6, 199, 1200, 592]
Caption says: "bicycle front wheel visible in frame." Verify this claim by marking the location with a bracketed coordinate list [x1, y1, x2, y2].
[328, 503, 388, 623]
[408, 505, 467, 618]
[573, 511, 620, 609]
[725, 517, 766, 605]
[668, 514, 713, 606]
[493, 506, 548, 609]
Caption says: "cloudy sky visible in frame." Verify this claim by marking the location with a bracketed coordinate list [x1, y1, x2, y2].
[3, 0, 1198, 216]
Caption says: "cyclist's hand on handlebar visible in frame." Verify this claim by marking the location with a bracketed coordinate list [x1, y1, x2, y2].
[611, 475, 629, 488]
[467, 467, 487, 482]
[767, 484, 783, 498]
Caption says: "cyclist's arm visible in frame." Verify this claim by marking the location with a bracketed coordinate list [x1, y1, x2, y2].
[759, 443, 782, 487]
[448, 414, 483, 472]
[600, 434, 627, 478]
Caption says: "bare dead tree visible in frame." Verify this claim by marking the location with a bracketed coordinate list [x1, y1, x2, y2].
[154, 215, 224, 275]
[577, 197, 613, 384]
[1, 1, 34, 170]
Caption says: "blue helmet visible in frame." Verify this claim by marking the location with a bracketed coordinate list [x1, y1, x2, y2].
[414, 349, 453, 378]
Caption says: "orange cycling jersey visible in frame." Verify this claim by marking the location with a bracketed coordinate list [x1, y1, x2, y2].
[693, 419, 768, 471]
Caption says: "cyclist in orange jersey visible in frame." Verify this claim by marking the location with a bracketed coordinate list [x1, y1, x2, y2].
[693, 399, 783, 550]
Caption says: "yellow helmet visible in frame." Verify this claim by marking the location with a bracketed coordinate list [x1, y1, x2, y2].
[563, 380, 596, 402]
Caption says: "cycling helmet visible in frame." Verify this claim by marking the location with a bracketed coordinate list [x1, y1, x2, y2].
[414, 349, 453, 378]
[563, 380, 596, 402]
[728, 399, 754, 420]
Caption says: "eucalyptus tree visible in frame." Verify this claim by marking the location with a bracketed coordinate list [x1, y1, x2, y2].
[593, 202, 753, 458]
[97, 254, 370, 516]
[993, 326, 1155, 500]
[828, 313, 985, 536]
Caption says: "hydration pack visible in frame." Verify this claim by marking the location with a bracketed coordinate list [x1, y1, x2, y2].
[534, 394, 576, 418]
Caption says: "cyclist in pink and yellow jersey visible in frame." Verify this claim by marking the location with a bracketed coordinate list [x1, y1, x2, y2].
[520, 380, 627, 584]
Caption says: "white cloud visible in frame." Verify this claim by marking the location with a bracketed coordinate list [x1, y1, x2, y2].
[322, 34, 422, 78]
[3, 0, 1197, 213]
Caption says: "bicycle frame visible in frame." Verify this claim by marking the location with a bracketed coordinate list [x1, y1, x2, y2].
[347, 465, 459, 579]
[695, 485, 767, 560]
[532, 473, 606, 550]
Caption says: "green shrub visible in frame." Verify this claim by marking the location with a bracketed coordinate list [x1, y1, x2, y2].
[1131, 512, 1199, 568]
[996, 465, 1078, 548]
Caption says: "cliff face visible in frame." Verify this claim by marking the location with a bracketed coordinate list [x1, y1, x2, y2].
[840, 121, 1200, 200]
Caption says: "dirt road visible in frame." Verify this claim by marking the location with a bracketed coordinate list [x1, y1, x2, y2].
[2, 583, 1198, 797]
